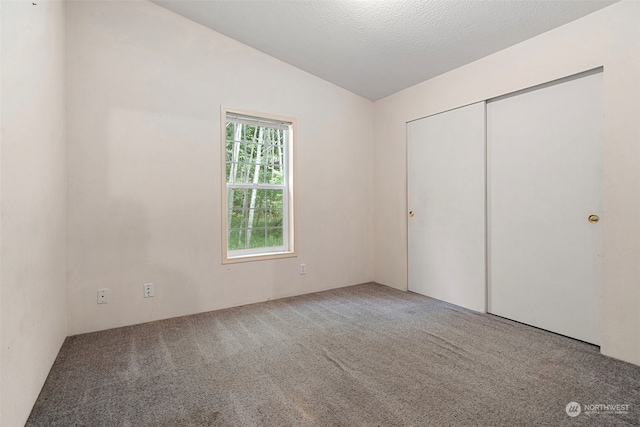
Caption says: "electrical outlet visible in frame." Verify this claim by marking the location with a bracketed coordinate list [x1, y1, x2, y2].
[300, 264, 306, 275]
[143, 283, 154, 298]
[97, 289, 109, 304]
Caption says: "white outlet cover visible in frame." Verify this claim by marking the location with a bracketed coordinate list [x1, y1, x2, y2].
[144, 283, 154, 297]
[97, 289, 109, 304]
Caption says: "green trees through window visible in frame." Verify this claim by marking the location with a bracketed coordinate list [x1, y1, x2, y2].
[224, 111, 293, 258]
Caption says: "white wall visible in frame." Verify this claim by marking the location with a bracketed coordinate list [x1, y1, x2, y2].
[0, 1, 68, 426]
[373, 0, 640, 366]
[66, 1, 374, 335]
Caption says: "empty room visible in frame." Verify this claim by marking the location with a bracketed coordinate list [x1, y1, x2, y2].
[2, 0, 640, 425]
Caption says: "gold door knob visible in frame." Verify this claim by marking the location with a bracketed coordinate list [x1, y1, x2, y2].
[409, 211, 415, 217]
[588, 214, 600, 223]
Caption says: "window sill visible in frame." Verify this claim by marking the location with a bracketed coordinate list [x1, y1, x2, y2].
[222, 250, 297, 264]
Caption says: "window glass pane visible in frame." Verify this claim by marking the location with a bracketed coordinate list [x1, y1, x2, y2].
[263, 165, 283, 185]
[265, 189, 283, 209]
[249, 229, 266, 249]
[254, 208, 267, 227]
[266, 209, 282, 227]
[228, 229, 246, 251]
[266, 227, 283, 247]
[229, 209, 245, 228]
[229, 188, 247, 210]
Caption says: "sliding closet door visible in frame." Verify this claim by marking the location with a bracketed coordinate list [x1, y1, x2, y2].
[407, 102, 485, 312]
[488, 71, 603, 344]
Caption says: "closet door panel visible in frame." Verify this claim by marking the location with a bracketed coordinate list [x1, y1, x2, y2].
[488, 71, 603, 344]
[407, 102, 486, 312]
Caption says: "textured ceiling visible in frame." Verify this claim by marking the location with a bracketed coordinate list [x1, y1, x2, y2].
[151, 0, 616, 101]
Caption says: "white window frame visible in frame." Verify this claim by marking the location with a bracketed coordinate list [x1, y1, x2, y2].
[221, 106, 297, 263]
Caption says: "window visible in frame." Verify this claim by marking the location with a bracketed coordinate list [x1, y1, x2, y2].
[221, 107, 296, 263]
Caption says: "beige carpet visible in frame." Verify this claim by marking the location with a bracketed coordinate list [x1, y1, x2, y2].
[27, 283, 640, 426]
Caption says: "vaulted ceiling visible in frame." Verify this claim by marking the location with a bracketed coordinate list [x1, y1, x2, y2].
[151, 0, 616, 101]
